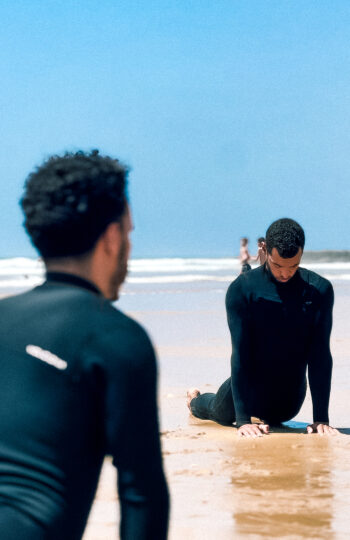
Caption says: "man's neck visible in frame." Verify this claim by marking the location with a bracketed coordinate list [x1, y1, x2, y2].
[44, 256, 104, 294]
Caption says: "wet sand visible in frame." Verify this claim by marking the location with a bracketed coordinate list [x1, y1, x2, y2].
[84, 394, 350, 540]
[160, 397, 350, 540]
[84, 280, 350, 539]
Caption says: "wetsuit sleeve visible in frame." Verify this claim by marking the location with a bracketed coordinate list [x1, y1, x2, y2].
[104, 326, 169, 540]
[307, 282, 334, 424]
[226, 278, 254, 427]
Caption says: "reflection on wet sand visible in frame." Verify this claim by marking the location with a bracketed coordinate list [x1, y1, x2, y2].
[159, 394, 350, 540]
[229, 432, 333, 538]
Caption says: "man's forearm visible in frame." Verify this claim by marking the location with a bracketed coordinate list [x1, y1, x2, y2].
[308, 281, 334, 424]
[226, 278, 255, 426]
[231, 362, 256, 426]
[309, 357, 332, 423]
[119, 468, 169, 540]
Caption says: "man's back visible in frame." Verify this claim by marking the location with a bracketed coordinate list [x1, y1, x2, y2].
[0, 273, 168, 539]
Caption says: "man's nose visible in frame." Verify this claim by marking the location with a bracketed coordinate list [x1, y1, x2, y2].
[281, 270, 291, 279]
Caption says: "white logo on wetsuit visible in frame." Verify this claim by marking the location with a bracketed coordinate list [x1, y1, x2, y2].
[25, 345, 68, 370]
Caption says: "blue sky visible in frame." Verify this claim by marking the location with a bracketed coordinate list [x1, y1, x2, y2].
[1, 1, 350, 257]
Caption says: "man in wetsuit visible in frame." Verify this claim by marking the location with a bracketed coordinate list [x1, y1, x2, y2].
[188, 218, 339, 438]
[0, 151, 169, 538]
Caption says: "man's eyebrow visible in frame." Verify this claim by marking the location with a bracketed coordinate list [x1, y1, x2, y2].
[272, 261, 299, 268]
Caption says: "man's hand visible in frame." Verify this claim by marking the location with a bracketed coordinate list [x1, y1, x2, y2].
[306, 422, 339, 436]
[237, 423, 269, 438]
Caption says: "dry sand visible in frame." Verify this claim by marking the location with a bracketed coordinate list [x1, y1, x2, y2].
[83, 281, 350, 539]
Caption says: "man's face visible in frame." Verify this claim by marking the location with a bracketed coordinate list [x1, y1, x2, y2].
[111, 205, 133, 300]
[267, 247, 302, 283]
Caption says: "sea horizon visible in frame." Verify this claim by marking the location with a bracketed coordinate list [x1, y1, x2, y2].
[1, 251, 350, 295]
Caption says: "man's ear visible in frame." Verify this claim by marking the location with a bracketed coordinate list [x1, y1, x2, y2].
[100, 222, 122, 256]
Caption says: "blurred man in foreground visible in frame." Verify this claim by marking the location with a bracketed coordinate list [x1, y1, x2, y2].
[188, 218, 338, 438]
[0, 150, 169, 539]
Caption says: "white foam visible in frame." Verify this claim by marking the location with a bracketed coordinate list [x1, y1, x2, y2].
[129, 257, 240, 273]
[0, 258, 44, 276]
[303, 262, 350, 271]
[0, 278, 44, 288]
[126, 274, 235, 284]
[0, 257, 349, 289]
[324, 274, 350, 281]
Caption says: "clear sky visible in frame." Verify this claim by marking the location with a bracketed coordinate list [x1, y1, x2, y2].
[1, 1, 350, 258]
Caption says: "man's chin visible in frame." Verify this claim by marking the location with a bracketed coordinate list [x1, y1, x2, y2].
[110, 268, 127, 301]
[108, 283, 120, 302]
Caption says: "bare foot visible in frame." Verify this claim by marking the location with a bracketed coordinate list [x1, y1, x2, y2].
[186, 387, 200, 411]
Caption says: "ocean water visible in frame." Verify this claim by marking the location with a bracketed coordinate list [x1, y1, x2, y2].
[0, 253, 350, 296]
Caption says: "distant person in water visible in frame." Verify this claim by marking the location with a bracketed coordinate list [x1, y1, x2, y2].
[187, 218, 339, 438]
[239, 237, 251, 273]
[255, 236, 267, 265]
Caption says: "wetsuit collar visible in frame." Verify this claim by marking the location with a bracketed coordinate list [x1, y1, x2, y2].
[45, 272, 102, 295]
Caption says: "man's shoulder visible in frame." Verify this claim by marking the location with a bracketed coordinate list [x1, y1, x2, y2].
[0, 286, 155, 380]
[226, 266, 264, 304]
[94, 306, 155, 373]
[298, 267, 333, 295]
[229, 265, 264, 289]
[0, 284, 152, 354]
[63, 290, 153, 353]
[82, 296, 154, 359]
[63, 287, 156, 369]
[105, 304, 152, 345]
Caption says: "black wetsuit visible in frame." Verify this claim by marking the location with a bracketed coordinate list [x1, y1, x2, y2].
[0, 273, 169, 540]
[191, 264, 334, 427]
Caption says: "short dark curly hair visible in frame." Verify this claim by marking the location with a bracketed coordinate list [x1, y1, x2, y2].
[21, 150, 128, 258]
[266, 218, 305, 258]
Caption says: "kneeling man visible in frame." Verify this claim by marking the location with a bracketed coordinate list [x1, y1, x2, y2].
[188, 218, 338, 438]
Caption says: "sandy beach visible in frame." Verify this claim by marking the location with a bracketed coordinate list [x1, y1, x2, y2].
[82, 272, 350, 540]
